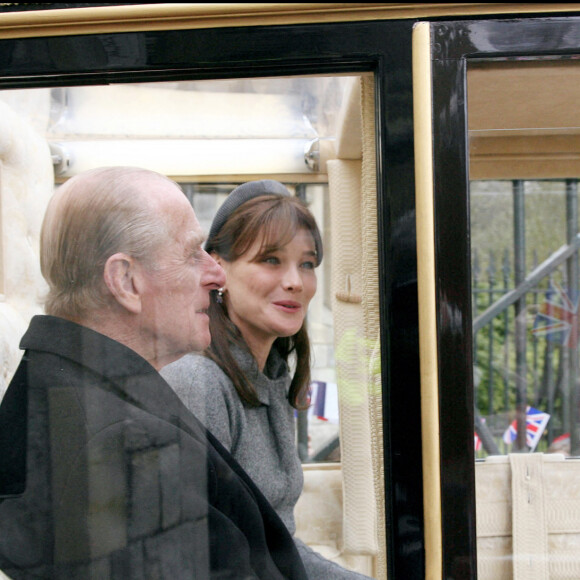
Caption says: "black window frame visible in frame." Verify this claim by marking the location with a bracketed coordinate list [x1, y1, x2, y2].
[429, 15, 580, 579]
[0, 19, 423, 579]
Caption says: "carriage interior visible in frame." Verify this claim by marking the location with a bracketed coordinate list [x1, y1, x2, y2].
[2, 6, 580, 580]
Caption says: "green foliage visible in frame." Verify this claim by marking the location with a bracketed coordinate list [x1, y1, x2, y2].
[473, 283, 547, 415]
[470, 180, 577, 450]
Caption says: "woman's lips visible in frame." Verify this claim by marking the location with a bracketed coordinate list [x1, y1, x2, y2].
[273, 300, 301, 310]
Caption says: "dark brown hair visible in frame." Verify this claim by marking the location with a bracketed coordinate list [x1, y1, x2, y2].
[205, 194, 321, 409]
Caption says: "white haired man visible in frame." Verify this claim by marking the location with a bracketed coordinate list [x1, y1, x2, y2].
[0, 167, 307, 579]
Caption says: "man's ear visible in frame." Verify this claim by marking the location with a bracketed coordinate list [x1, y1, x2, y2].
[103, 253, 143, 314]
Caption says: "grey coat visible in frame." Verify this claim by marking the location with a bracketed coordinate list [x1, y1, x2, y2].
[161, 347, 373, 580]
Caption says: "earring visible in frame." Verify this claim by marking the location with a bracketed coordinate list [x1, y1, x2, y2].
[216, 287, 225, 304]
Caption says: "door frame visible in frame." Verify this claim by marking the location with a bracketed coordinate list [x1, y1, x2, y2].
[414, 15, 580, 580]
[0, 8, 422, 579]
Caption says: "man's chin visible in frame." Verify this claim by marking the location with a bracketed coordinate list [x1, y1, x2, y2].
[190, 335, 211, 353]
[160, 339, 209, 368]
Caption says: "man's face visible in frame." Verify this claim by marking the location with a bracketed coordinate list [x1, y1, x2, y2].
[137, 179, 225, 367]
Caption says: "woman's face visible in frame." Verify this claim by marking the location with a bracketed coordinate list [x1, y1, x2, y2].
[219, 227, 318, 360]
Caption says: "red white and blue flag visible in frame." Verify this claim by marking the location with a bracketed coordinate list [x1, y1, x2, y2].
[502, 406, 551, 451]
[474, 416, 486, 451]
[531, 281, 578, 349]
[308, 381, 340, 424]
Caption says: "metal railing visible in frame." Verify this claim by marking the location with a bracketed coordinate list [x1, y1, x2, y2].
[472, 179, 580, 456]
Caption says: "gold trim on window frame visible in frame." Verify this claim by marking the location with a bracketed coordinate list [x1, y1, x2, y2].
[413, 21, 443, 580]
[0, 4, 579, 39]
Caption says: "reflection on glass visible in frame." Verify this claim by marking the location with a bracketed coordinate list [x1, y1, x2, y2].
[0, 76, 354, 460]
[471, 179, 576, 455]
[468, 60, 580, 457]
[469, 60, 580, 580]
[0, 73, 382, 578]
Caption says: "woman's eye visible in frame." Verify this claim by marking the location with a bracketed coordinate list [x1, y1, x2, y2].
[263, 256, 279, 265]
[301, 261, 315, 270]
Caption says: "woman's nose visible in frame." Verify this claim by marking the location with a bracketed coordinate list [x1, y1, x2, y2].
[282, 266, 303, 291]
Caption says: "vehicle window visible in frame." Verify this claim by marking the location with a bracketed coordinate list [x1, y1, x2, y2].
[0, 73, 384, 578]
[468, 59, 580, 579]
[468, 60, 580, 457]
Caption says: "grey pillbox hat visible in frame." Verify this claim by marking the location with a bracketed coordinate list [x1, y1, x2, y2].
[204, 180, 323, 265]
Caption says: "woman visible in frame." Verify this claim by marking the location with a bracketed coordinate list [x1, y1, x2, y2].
[161, 180, 373, 579]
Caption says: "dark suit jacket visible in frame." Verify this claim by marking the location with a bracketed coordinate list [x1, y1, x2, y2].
[0, 315, 307, 579]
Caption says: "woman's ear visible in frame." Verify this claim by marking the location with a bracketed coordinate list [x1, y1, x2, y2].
[103, 253, 142, 314]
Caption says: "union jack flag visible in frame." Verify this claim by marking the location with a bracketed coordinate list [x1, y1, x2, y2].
[502, 406, 550, 451]
[474, 416, 485, 451]
[531, 281, 578, 349]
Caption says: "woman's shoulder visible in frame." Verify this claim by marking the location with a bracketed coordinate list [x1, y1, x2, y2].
[167, 352, 220, 370]
[161, 352, 228, 388]
[161, 353, 241, 422]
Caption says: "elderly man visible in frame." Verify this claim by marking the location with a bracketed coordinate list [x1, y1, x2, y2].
[0, 167, 307, 579]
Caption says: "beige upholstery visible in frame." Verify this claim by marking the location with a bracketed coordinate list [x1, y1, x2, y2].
[324, 75, 384, 578]
[328, 158, 377, 555]
[476, 453, 580, 579]
[295, 463, 374, 577]
[0, 94, 53, 398]
[334, 79, 363, 160]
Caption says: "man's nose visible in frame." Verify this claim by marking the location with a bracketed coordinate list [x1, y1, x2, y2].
[205, 252, 226, 288]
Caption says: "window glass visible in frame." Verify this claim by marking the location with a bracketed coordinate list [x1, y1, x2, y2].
[0, 73, 382, 578]
[468, 60, 580, 457]
[0, 76, 357, 456]
[468, 59, 580, 579]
